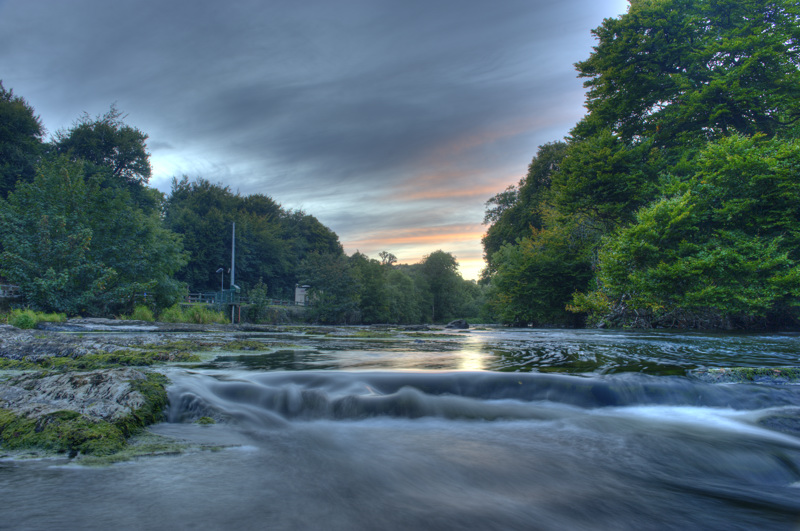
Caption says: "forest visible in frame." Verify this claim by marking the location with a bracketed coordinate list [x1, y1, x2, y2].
[481, 0, 800, 329]
[0, 87, 483, 324]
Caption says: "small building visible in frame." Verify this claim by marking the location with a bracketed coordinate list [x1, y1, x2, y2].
[295, 285, 311, 306]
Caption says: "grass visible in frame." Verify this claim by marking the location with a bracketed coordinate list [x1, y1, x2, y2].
[5, 309, 67, 329]
[126, 305, 155, 322]
[158, 304, 228, 324]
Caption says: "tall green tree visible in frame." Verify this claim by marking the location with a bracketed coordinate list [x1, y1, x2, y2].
[349, 252, 389, 324]
[489, 213, 596, 326]
[298, 251, 360, 324]
[54, 105, 151, 185]
[52, 105, 159, 212]
[0, 157, 186, 315]
[575, 135, 800, 328]
[482, 142, 567, 273]
[419, 250, 463, 322]
[0, 82, 44, 198]
[574, 0, 800, 146]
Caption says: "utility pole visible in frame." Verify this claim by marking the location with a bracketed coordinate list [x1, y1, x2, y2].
[230, 222, 236, 324]
[231, 222, 236, 289]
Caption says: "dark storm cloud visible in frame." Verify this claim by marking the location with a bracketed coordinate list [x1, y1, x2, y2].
[0, 0, 628, 277]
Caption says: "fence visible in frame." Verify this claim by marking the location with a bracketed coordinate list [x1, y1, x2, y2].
[183, 292, 308, 308]
[0, 285, 21, 299]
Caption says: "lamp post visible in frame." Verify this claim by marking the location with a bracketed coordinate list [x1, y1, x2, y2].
[216, 267, 224, 295]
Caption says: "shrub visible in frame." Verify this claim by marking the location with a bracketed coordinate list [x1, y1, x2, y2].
[184, 305, 227, 324]
[158, 304, 186, 323]
[158, 304, 227, 324]
[9, 309, 67, 329]
[129, 305, 155, 322]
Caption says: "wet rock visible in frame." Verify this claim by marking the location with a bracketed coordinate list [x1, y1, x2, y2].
[0, 368, 150, 422]
[404, 325, 431, 331]
[445, 320, 469, 329]
[40, 318, 159, 332]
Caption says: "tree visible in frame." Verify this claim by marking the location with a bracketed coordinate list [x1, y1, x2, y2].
[551, 131, 658, 226]
[54, 105, 151, 185]
[0, 157, 186, 315]
[298, 252, 360, 324]
[379, 251, 397, 266]
[0, 82, 44, 198]
[489, 214, 595, 326]
[349, 252, 389, 323]
[384, 267, 426, 324]
[575, 135, 800, 328]
[482, 142, 567, 272]
[420, 250, 463, 322]
[574, 0, 800, 146]
[164, 177, 342, 297]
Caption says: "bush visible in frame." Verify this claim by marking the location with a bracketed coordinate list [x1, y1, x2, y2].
[158, 304, 227, 324]
[129, 305, 155, 322]
[184, 305, 227, 324]
[9, 309, 67, 329]
[158, 304, 186, 323]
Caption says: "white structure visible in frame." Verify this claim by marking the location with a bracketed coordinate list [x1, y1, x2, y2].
[295, 285, 311, 306]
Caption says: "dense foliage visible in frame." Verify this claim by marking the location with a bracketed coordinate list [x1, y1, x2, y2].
[0, 83, 480, 323]
[0, 82, 43, 199]
[0, 158, 186, 315]
[483, 0, 800, 329]
[298, 249, 484, 325]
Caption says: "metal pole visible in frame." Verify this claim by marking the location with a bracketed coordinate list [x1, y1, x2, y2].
[231, 221, 236, 324]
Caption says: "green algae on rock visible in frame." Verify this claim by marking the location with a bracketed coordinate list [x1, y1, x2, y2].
[694, 367, 800, 384]
[0, 369, 168, 457]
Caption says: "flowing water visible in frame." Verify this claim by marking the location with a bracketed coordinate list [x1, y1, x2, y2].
[2, 328, 800, 530]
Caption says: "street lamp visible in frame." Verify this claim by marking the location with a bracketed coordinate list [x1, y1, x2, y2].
[216, 267, 224, 293]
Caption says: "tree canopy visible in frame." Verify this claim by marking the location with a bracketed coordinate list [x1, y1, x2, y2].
[164, 177, 343, 298]
[0, 158, 186, 315]
[0, 82, 43, 198]
[54, 106, 151, 186]
[483, 0, 800, 329]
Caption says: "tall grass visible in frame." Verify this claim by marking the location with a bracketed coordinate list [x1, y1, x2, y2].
[7, 309, 67, 329]
[158, 304, 228, 324]
[128, 305, 155, 322]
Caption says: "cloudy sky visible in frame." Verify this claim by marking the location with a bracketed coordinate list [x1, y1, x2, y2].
[1, 0, 628, 279]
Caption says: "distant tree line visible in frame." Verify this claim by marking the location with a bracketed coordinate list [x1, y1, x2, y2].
[481, 0, 800, 329]
[298, 249, 486, 325]
[0, 83, 483, 323]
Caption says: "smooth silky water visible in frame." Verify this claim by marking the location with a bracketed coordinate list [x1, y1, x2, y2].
[2, 328, 800, 530]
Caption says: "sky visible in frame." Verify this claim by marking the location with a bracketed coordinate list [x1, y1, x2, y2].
[0, 0, 629, 280]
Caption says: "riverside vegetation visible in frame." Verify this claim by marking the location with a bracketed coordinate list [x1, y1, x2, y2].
[0, 88, 485, 326]
[1, 0, 798, 332]
[482, 0, 800, 329]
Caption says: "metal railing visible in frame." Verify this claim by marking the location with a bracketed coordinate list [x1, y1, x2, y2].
[0, 285, 21, 298]
[183, 292, 309, 307]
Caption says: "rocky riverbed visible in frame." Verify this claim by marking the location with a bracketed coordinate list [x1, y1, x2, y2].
[0, 318, 266, 459]
[0, 317, 451, 460]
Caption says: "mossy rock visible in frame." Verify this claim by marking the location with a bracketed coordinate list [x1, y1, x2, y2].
[697, 366, 800, 384]
[0, 371, 169, 457]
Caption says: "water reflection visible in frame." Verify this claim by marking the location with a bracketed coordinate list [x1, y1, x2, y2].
[197, 328, 800, 375]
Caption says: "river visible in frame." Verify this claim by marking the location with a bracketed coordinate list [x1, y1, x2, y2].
[2, 327, 800, 530]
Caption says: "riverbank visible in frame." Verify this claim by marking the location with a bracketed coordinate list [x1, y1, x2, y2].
[0, 318, 463, 460]
[0, 318, 270, 460]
